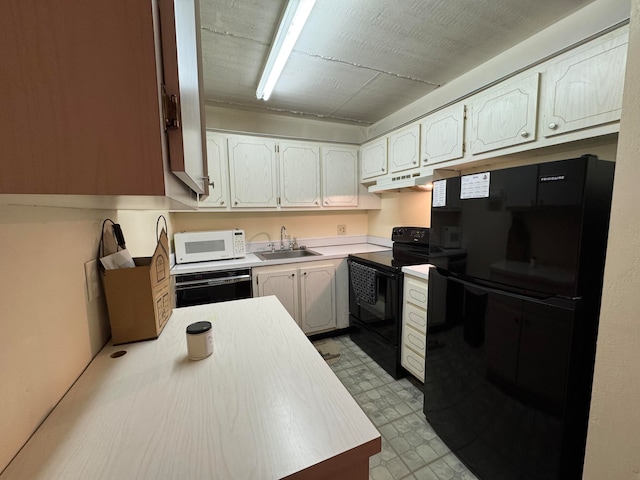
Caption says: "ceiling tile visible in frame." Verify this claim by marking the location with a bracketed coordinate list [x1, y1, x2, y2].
[199, 0, 596, 125]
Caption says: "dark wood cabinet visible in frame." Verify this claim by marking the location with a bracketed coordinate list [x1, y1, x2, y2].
[0, 0, 206, 209]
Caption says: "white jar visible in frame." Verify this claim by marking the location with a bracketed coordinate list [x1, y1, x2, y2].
[186, 321, 213, 360]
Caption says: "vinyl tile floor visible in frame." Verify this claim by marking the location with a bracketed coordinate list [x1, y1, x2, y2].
[329, 335, 478, 480]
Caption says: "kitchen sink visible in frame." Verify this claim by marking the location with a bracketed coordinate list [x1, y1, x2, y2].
[255, 249, 322, 261]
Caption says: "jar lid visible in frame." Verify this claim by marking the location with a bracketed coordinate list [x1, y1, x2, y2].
[186, 321, 212, 335]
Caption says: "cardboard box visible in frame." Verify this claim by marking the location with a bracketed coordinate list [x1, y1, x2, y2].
[102, 230, 173, 345]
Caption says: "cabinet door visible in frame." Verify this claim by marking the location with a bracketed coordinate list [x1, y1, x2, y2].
[470, 73, 539, 155]
[160, 0, 207, 195]
[360, 138, 388, 181]
[321, 146, 358, 207]
[542, 28, 628, 138]
[421, 103, 465, 165]
[404, 276, 429, 311]
[199, 132, 229, 208]
[255, 267, 299, 324]
[388, 125, 420, 173]
[279, 142, 321, 208]
[228, 136, 278, 208]
[0, 0, 206, 200]
[0, 0, 165, 196]
[300, 263, 336, 334]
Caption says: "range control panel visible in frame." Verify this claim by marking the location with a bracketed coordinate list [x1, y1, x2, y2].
[391, 226, 430, 245]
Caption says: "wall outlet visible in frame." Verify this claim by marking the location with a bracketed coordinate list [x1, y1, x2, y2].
[84, 259, 102, 302]
[337, 225, 347, 235]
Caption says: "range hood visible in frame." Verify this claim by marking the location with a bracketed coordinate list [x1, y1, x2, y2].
[368, 172, 433, 193]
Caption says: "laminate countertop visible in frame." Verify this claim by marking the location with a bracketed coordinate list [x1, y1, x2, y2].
[170, 242, 391, 275]
[1, 297, 381, 479]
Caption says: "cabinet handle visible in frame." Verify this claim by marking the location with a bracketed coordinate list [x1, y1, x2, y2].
[220, 201, 225, 205]
[304, 272, 307, 276]
[209, 180, 215, 188]
[381, 167, 385, 172]
[234, 201, 238, 206]
[291, 273, 295, 277]
[520, 131, 530, 138]
[314, 201, 318, 205]
[413, 161, 417, 164]
[548, 122, 559, 130]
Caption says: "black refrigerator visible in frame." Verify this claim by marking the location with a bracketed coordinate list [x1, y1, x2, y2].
[423, 155, 615, 480]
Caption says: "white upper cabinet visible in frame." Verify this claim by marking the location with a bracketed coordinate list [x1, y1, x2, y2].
[228, 135, 278, 208]
[470, 73, 539, 155]
[199, 132, 229, 208]
[360, 138, 388, 181]
[388, 124, 420, 173]
[322, 145, 359, 207]
[279, 141, 321, 208]
[420, 103, 466, 165]
[541, 27, 628, 138]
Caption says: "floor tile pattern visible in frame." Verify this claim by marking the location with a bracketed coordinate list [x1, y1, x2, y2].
[329, 335, 479, 480]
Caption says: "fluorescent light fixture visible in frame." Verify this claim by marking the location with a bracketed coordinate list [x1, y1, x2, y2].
[256, 0, 316, 101]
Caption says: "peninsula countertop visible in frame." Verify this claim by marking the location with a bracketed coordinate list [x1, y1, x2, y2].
[1, 297, 381, 479]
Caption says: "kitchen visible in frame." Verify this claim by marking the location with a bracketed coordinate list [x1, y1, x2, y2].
[1, 0, 639, 479]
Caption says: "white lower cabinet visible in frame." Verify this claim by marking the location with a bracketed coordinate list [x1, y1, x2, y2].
[253, 260, 336, 335]
[401, 274, 429, 382]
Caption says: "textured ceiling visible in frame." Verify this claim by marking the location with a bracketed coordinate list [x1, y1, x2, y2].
[200, 0, 594, 126]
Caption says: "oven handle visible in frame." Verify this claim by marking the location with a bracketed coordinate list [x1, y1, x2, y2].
[176, 274, 252, 290]
[348, 260, 398, 281]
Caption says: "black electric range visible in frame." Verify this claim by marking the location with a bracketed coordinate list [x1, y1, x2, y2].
[347, 227, 430, 378]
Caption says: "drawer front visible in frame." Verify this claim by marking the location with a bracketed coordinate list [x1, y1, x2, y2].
[403, 303, 427, 334]
[404, 276, 428, 309]
[401, 343, 425, 382]
[402, 324, 426, 356]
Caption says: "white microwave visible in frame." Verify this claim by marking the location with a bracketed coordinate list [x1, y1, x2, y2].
[174, 230, 246, 264]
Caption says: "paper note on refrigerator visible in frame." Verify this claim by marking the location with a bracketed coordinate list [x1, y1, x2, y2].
[432, 180, 447, 207]
[460, 172, 490, 199]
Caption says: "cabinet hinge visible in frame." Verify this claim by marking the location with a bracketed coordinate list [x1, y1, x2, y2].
[275, 145, 279, 153]
[277, 197, 281, 205]
[162, 84, 180, 131]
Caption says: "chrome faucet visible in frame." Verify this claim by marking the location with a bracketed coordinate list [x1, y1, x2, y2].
[280, 225, 289, 250]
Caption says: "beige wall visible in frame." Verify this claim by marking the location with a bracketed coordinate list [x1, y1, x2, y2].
[170, 193, 430, 246]
[171, 210, 369, 244]
[367, 191, 432, 237]
[116, 210, 174, 257]
[0, 205, 112, 470]
[583, 0, 640, 477]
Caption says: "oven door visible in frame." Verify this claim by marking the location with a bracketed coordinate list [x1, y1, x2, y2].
[175, 269, 252, 308]
[348, 259, 401, 345]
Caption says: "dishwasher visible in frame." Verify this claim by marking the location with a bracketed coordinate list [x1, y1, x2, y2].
[174, 268, 252, 308]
